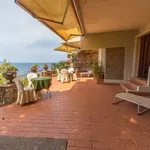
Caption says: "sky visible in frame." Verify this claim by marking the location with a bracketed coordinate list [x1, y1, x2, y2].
[0, 1, 67, 63]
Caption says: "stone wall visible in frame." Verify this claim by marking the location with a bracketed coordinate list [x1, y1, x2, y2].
[0, 84, 17, 106]
[76, 50, 98, 70]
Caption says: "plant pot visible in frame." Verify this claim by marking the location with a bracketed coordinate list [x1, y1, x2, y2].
[31, 68, 37, 73]
[3, 72, 16, 84]
[44, 67, 48, 71]
[96, 78, 104, 84]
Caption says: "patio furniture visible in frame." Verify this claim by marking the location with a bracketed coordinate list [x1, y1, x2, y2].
[31, 77, 52, 97]
[60, 69, 69, 83]
[14, 78, 37, 106]
[56, 68, 61, 81]
[79, 69, 93, 77]
[73, 68, 78, 81]
[48, 70, 56, 77]
[41, 71, 49, 77]
[113, 92, 150, 115]
[42, 70, 56, 77]
[27, 73, 38, 87]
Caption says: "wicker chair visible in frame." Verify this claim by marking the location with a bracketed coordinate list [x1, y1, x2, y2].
[60, 69, 70, 83]
[56, 68, 61, 81]
[14, 78, 37, 106]
[73, 68, 78, 81]
[27, 73, 38, 87]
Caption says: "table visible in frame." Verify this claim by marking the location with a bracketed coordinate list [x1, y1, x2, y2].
[31, 77, 52, 92]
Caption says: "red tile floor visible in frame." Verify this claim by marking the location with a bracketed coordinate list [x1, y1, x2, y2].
[0, 78, 150, 150]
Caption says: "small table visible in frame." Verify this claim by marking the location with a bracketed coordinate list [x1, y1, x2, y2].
[31, 77, 52, 97]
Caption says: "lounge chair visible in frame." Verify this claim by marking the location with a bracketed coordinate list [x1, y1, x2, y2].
[79, 69, 93, 77]
[113, 92, 150, 115]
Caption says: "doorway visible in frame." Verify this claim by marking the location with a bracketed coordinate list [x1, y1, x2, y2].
[138, 34, 150, 78]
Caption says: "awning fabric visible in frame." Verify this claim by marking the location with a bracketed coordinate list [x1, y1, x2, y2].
[55, 44, 79, 53]
[15, 0, 82, 41]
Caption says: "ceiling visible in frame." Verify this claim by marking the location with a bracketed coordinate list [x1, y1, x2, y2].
[76, 0, 150, 34]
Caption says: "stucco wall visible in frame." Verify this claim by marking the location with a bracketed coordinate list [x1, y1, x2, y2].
[81, 30, 139, 81]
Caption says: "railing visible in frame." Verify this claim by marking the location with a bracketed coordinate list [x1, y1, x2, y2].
[17, 69, 43, 79]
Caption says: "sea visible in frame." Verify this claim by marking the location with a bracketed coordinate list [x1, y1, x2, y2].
[12, 63, 53, 75]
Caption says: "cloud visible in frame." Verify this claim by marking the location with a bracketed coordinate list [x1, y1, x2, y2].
[0, 1, 67, 62]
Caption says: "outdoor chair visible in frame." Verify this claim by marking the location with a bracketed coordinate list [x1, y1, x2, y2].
[27, 73, 38, 87]
[87, 69, 93, 77]
[56, 68, 61, 81]
[113, 92, 150, 115]
[14, 78, 37, 106]
[79, 69, 93, 77]
[73, 68, 78, 81]
[61, 69, 69, 83]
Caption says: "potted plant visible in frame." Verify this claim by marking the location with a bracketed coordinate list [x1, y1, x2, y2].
[0, 59, 19, 84]
[43, 63, 48, 71]
[31, 64, 39, 73]
[90, 61, 104, 84]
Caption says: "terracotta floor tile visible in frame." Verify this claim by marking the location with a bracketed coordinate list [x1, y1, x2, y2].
[38, 133, 54, 138]
[75, 140, 92, 148]
[24, 132, 39, 137]
[92, 141, 129, 150]
[10, 131, 25, 137]
[0, 77, 150, 149]
[68, 140, 75, 147]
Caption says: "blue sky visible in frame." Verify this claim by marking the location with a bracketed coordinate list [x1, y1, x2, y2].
[0, 1, 67, 63]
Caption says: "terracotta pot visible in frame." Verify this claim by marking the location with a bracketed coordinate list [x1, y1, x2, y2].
[44, 67, 48, 71]
[31, 68, 37, 73]
[3, 72, 17, 84]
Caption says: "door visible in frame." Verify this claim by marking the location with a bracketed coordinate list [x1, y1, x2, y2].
[138, 34, 150, 78]
[105, 47, 125, 80]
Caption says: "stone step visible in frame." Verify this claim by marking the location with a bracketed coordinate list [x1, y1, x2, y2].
[126, 80, 141, 90]
[120, 83, 137, 92]
[130, 77, 147, 86]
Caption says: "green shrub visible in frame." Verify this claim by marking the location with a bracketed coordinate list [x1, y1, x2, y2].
[43, 63, 48, 69]
[0, 59, 18, 74]
[90, 61, 104, 79]
[20, 78, 28, 87]
[51, 59, 71, 71]
[0, 74, 7, 85]
[31, 64, 39, 69]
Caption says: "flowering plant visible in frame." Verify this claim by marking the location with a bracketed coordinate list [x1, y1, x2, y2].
[52, 59, 71, 71]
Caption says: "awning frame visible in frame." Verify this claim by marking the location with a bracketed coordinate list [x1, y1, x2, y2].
[15, 0, 83, 41]
[55, 43, 80, 53]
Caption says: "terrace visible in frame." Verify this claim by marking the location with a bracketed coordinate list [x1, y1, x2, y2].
[0, 0, 150, 149]
[0, 77, 150, 150]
